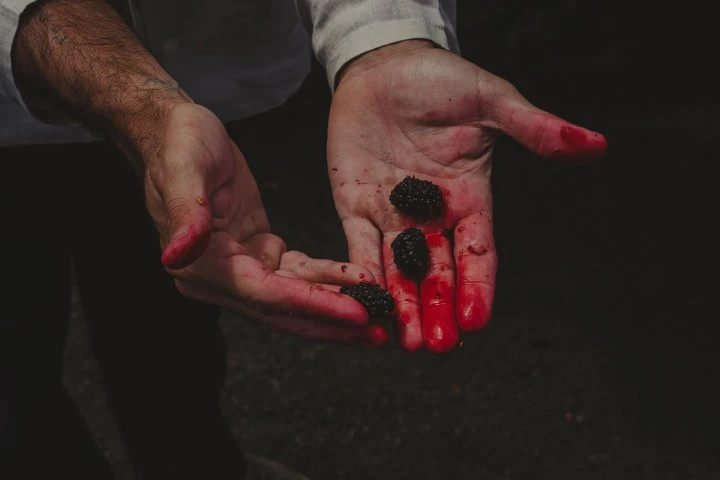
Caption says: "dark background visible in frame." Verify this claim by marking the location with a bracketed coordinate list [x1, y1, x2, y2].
[62, 1, 719, 479]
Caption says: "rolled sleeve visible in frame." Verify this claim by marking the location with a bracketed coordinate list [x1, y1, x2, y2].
[0, 0, 37, 108]
[298, 0, 459, 89]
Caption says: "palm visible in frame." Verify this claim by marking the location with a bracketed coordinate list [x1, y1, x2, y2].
[329, 45, 607, 353]
[143, 104, 385, 345]
[330, 47, 494, 232]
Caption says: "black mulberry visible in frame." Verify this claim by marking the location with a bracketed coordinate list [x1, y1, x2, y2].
[340, 283, 395, 318]
[391, 228, 429, 280]
[389, 176, 444, 219]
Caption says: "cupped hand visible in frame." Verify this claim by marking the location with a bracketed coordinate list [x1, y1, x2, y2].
[142, 103, 388, 346]
[328, 40, 607, 353]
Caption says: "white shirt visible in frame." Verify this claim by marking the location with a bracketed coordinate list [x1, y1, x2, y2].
[0, 0, 458, 147]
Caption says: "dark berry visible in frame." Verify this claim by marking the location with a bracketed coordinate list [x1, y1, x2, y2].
[389, 176, 444, 219]
[391, 228, 429, 280]
[340, 283, 395, 318]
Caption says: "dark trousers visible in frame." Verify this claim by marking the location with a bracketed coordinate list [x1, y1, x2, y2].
[0, 141, 246, 479]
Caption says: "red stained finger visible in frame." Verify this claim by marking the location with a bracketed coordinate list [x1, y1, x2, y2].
[419, 231, 459, 354]
[454, 213, 497, 332]
[279, 250, 376, 286]
[161, 213, 212, 269]
[383, 233, 423, 352]
[501, 106, 608, 161]
[223, 257, 368, 325]
[260, 315, 388, 347]
[342, 217, 385, 287]
[177, 280, 387, 346]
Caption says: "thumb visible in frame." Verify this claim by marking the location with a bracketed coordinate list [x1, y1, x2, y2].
[491, 87, 608, 161]
[159, 178, 212, 270]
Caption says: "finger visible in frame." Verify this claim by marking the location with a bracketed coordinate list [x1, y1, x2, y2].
[342, 218, 385, 287]
[243, 233, 287, 270]
[454, 212, 497, 332]
[257, 315, 388, 347]
[495, 92, 608, 161]
[419, 231, 459, 354]
[159, 194, 212, 269]
[273, 270, 346, 293]
[155, 155, 213, 269]
[279, 250, 375, 285]
[383, 233, 423, 352]
[176, 280, 388, 347]
[222, 257, 370, 325]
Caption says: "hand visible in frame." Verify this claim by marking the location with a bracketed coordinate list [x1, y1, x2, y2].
[143, 103, 388, 346]
[328, 40, 607, 353]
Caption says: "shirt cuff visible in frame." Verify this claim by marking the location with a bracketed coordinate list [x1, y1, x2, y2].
[323, 17, 456, 90]
[304, 0, 460, 91]
[0, 0, 36, 109]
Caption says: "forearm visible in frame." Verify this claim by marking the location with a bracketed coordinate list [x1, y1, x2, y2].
[12, 0, 190, 169]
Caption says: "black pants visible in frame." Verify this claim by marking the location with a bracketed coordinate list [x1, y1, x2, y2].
[0, 141, 246, 479]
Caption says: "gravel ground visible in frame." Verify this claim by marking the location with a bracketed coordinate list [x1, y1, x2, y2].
[60, 2, 719, 479]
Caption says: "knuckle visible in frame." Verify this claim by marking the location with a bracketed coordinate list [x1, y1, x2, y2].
[165, 196, 193, 218]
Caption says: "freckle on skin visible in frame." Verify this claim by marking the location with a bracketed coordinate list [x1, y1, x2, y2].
[341, 265, 347, 273]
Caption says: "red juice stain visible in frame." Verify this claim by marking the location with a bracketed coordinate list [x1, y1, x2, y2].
[161, 224, 209, 269]
[367, 326, 389, 347]
[559, 125, 608, 158]
[425, 230, 446, 248]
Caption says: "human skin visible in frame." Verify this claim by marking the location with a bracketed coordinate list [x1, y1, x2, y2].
[328, 40, 607, 353]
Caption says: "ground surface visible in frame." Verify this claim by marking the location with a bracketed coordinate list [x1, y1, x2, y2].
[60, 2, 719, 479]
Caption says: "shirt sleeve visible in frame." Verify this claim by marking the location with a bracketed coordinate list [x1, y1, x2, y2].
[296, 0, 459, 89]
[0, 0, 37, 108]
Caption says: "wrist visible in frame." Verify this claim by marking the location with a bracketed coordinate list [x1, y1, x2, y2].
[336, 39, 435, 87]
[11, 0, 192, 172]
[115, 78, 194, 171]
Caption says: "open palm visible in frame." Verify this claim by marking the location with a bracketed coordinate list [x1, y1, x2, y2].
[328, 42, 607, 353]
[143, 103, 386, 345]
